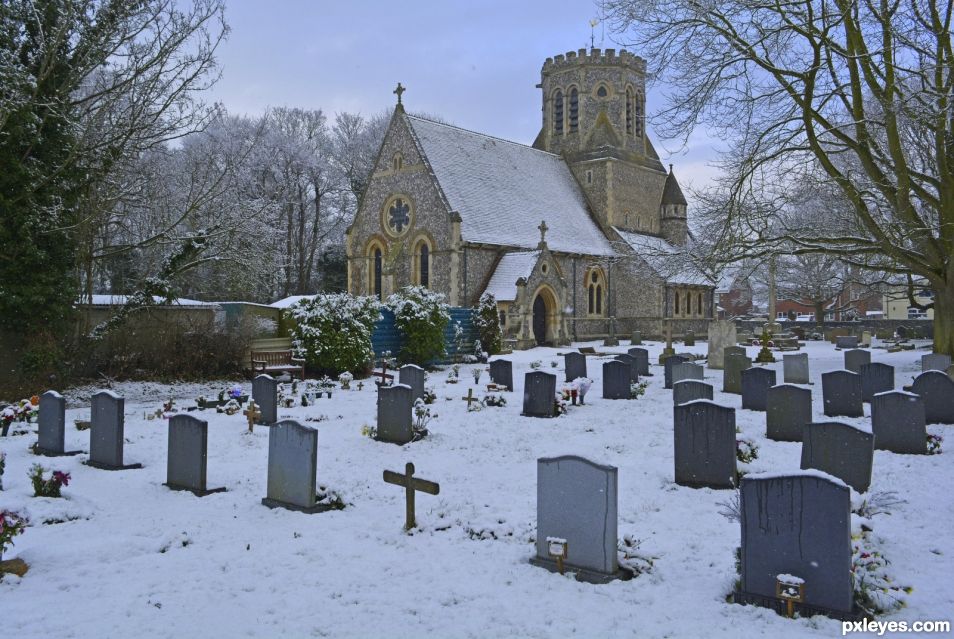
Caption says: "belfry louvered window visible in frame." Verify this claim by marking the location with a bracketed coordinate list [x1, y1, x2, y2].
[569, 88, 579, 132]
[554, 90, 564, 135]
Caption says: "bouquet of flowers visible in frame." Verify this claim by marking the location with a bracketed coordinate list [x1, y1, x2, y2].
[29, 464, 71, 498]
[338, 371, 353, 389]
[736, 437, 759, 463]
[0, 510, 28, 561]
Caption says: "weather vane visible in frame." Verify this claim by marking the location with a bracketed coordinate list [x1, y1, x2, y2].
[590, 18, 599, 49]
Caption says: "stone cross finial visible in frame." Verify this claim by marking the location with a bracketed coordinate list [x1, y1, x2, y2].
[538, 220, 549, 244]
[394, 82, 405, 105]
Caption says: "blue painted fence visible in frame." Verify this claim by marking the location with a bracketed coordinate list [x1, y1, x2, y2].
[371, 307, 478, 363]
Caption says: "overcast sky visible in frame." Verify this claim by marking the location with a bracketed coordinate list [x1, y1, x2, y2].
[208, 1, 722, 196]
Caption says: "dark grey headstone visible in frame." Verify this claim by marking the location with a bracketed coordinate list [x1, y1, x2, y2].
[602, 360, 631, 400]
[922, 353, 952, 373]
[664, 354, 691, 389]
[836, 335, 860, 350]
[723, 353, 752, 394]
[766, 384, 812, 442]
[489, 359, 513, 391]
[398, 364, 426, 401]
[859, 362, 894, 403]
[627, 348, 650, 376]
[37, 390, 70, 456]
[262, 420, 327, 512]
[783, 353, 810, 385]
[911, 371, 954, 424]
[672, 380, 713, 406]
[724, 345, 746, 360]
[533, 455, 619, 582]
[89, 390, 140, 470]
[872, 391, 927, 454]
[166, 414, 224, 495]
[253, 374, 278, 425]
[801, 422, 874, 492]
[684, 330, 696, 346]
[672, 362, 704, 386]
[741, 367, 777, 412]
[630, 330, 642, 345]
[613, 354, 639, 383]
[739, 473, 853, 614]
[523, 371, 557, 418]
[565, 352, 587, 382]
[821, 370, 863, 417]
[376, 384, 414, 444]
[844, 349, 870, 373]
[673, 400, 737, 489]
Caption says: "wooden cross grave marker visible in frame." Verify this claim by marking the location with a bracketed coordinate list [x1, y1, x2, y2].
[383, 462, 440, 530]
[243, 401, 261, 433]
[461, 388, 479, 409]
[373, 360, 395, 387]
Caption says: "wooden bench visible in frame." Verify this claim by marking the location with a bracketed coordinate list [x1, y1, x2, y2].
[250, 350, 306, 381]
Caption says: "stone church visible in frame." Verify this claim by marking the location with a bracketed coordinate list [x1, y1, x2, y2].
[345, 48, 714, 348]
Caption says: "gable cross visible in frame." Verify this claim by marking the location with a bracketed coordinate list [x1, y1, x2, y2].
[394, 82, 406, 106]
[383, 462, 440, 530]
[538, 220, 549, 244]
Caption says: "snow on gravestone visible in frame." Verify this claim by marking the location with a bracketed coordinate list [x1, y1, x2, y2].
[859, 362, 894, 403]
[165, 414, 224, 495]
[741, 367, 777, 412]
[663, 354, 691, 389]
[783, 353, 810, 385]
[738, 472, 853, 615]
[822, 370, 863, 418]
[921, 353, 952, 373]
[766, 384, 812, 442]
[723, 352, 751, 394]
[836, 335, 859, 350]
[707, 320, 737, 370]
[37, 390, 74, 456]
[602, 360, 630, 400]
[262, 420, 329, 513]
[844, 349, 871, 374]
[398, 365, 426, 402]
[673, 400, 737, 489]
[522, 371, 557, 418]
[800, 422, 874, 493]
[489, 359, 513, 391]
[672, 362, 704, 386]
[89, 390, 140, 470]
[564, 352, 587, 383]
[375, 384, 414, 444]
[614, 354, 639, 383]
[252, 374, 278, 425]
[672, 380, 713, 406]
[911, 371, 954, 425]
[627, 348, 650, 377]
[532, 455, 622, 582]
[871, 391, 927, 455]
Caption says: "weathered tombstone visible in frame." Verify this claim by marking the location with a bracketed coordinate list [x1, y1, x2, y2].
[766, 384, 812, 442]
[613, 354, 639, 383]
[262, 420, 330, 512]
[801, 422, 874, 492]
[627, 347, 650, 377]
[88, 390, 141, 470]
[165, 414, 225, 495]
[664, 354, 691, 389]
[398, 364, 426, 401]
[671, 362, 704, 386]
[859, 362, 894, 403]
[836, 335, 859, 349]
[683, 330, 696, 346]
[564, 352, 587, 382]
[673, 400, 737, 489]
[672, 380, 713, 406]
[737, 473, 853, 616]
[252, 374, 278, 425]
[783, 353, 810, 385]
[707, 321, 737, 370]
[531, 455, 624, 583]
[630, 330, 642, 345]
[822, 370, 863, 418]
[911, 371, 954, 424]
[602, 360, 631, 400]
[843, 349, 870, 373]
[861, 331, 872, 347]
[922, 353, 952, 373]
[871, 391, 927, 455]
[724, 345, 746, 359]
[522, 371, 557, 418]
[723, 352, 751, 394]
[489, 359, 513, 391]
[741, 367, 777, 412]
[375, 384, 415, 444]
[36, 390, 81, 456]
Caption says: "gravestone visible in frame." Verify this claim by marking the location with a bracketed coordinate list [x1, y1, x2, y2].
[613, 354, 639, 383]
[671, 362, 704, 386]
[843, 349, 870, 373]
[822, 370, 863, 418]
[522, 371, 557, 418]
[252, 374, 278, 425]
[489, 359, 513, 391]
[737, 473, 853, 616]
[783, 353, 810, 385]
[766, 384, 812, 442]
[602, 360, 631, 400]
[672, 380, 713, 406]
[531, 455, 624, 583]
[741, 367, 777, 412]
[36, 390, 80, 456]
[684, 330, 696, 346]
[630, 330, 642, 345]
[262, 420, 330, 513]
[922, 353, 952, 373]
[801, 422, 874, 492]
[673, 400, 737, 489]
[911, 371, 954, 424]
[375, 384, 415, 444]
[859, 362, 894, 403]
[88, 390, 141, 470]
[627, 348, 650, 377]
[836, 335, 859, 350]
[564, 352, 587, 382]
[723, 352, 751, 394]
[861, 331, 872, 347]
[871, 391, 927, 455]
[707, 321, 737, 370]
[398, 364, 426, 401]
[165, 414, 225, 496]
[664, 354, 691, 389]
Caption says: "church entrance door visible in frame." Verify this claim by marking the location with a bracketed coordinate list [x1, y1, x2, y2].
[532, 294, 547, 345]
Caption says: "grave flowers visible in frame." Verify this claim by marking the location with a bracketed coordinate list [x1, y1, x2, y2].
[317, 376, 335, 398]
[412, 398, 433, 440]
[927, 433, 943, 455]
[29, 464, 70, 498]
[472, 368, 482, 384]
[1, 406, 14, 435]
[553, 393, 568, 415]
[0, 509, 27, 562]
[630, 381, 649, 399]
[338, 371, 353, 390]
[0, 451, 5, 489]
[573, 378, 593, 404]
[482, 393, 507, 407]
[447, 364, 460, 384]
[736, 437, 759, 463]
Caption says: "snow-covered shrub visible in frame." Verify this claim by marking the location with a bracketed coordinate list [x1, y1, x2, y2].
[852, 536, 911, 614]
[630, 381, 648, 399]
[386, 286, 450, 365]
[473, 293, 502, 355]
[289, 293, 380, 375]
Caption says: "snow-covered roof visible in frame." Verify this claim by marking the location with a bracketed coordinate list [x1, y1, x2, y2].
[270, 295, 316, 309]
[79, 295, 218, 308]
[614, 228, 713, 286]
[406, 115, 614, 256]
[484, 251, 540, 302]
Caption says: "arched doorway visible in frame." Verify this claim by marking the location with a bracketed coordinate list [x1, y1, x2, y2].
[532, 294, 547, 345]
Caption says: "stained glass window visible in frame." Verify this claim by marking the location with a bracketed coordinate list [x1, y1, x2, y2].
[388, 198, 410, 234]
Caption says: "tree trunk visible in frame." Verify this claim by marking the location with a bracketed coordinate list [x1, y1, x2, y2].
[814, 301, 825, 328]
[934, 281, 954, 358]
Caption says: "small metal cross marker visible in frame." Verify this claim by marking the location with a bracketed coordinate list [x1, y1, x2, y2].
[394, 82, 405, 105]
[373, 361, 394, 386]
[243, 401, 261, 433]
[461, 388, 479, 408]
[538, 220, 549, 243]
[383, 462, 440, 530]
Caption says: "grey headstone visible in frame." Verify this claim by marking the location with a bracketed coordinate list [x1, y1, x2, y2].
[166, 414, 223, 495]
[565, 352, 587, 382]
[859, 362, 894, 403]
[613, 354, 639, 383]
[672, 380, 713, 406]
[723, 353, 752, 394]
[523, 371, 557, 418]
[741, 367, 777, 411]
[872, 391, 927, 454]
[766, 384, 812, 442]
[627, 348, 650, 376]
[836, 335, 859, 350]
[253, 374, 278, 425]
[822, 370, 863, 418]
[37, 390, 68, 455]
[801, 422, 874, 492]
[844, 349, 870, 373]
[684, 330, 695, 346]
[664, 354, 691, 389]
[489, 359, 513, 391]
[263, 420, 322, 511]
[672, 362, 704, 386]
[783, 353, 810, 385]
[89, 390, 139, 470]
[376, 384, 414, 444]
[739, 473, 853, 614]
[911, 371, 954, 424]
[922, 353, 952, 373]
[398, 364, 426, 401]
[707, 321, 737, 369]
[674, 400, 737, 489]
[602, 360, 631, 400]
[534, 455, 619, 580]
[630, 330, 642, 345]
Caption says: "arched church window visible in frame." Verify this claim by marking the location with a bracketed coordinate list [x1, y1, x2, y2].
[553, 90, 564, 135]
[569, 88, 579, 132]
[418, 242, 430, 288]
[634, 92, 643, 138]
[596, 286, 603, 315]
[697, 292, 703, 315]
[596, 84, 608, 98]
[674, 290, 680, 315]
[372, 248, 383, 301]
[586, 269, 606, 317]
[625, 88, 634, 135]
[392, 153, 403, 171]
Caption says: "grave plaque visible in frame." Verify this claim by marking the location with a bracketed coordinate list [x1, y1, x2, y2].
[565, 352, 587, 382]
[723, 352, 751, 394]
[783, 353, 810, 385]
[523, 371, 557, 418]
[376, 384, 415, 444]
[843, 349, 870, 373]
[36, 390, 81, 456]
[741, 367, 777, 412]
[88, 390, 141, 470]
[859, 362, 894, 403]
[627, 348, 650, 377]
[252, 374, 278, 425]
[822, 370, 863, 418]
[871, 391, 927, 455]
[766, 384, 812, 442]
[664, 354, 691, 389]
[602, 360, 631, 400]
[674, 400, 737, 489]
[398, 365, 426, 401]
[672, 380, 713, 406]
[911, 371, 954, 424]
[165, 414, 225, 495]
[921, 353, 952, 373]
[489, 359, 514, 391]
[707, 321, 737, 370]
[800, 422, 874, 492]
[672, 362, 704, 386]
[262, 420, 331, 513]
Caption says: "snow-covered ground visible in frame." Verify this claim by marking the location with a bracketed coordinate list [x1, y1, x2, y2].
[2, 340, 952, 638]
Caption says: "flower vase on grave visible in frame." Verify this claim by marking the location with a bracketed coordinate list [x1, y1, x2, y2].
[756, 329, 776, 363]
[571, 389, 578, 405]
